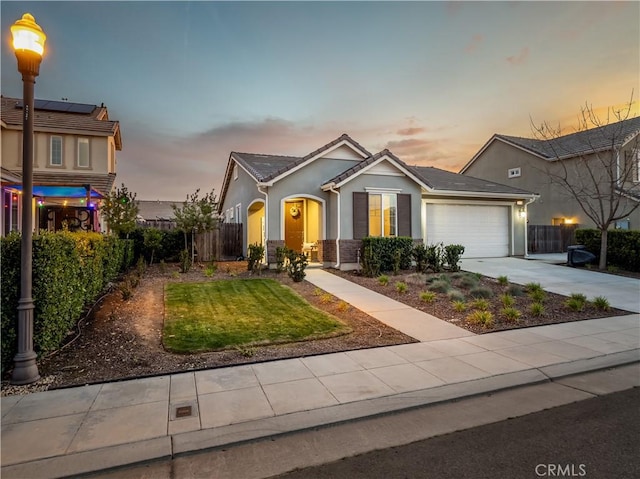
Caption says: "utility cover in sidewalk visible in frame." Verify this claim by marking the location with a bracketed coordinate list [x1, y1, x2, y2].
[171, 400, 198, 420]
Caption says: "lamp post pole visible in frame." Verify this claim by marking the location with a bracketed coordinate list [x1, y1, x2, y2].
[10, 13, 46, 385]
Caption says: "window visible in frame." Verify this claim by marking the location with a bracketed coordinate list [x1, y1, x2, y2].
[235, 204, 241, 224]
[508, 167, 521, 179]
[77, 138, 90, 167]
[233, 164, 238, 180]
[50, 136, 62, 166]
[368, 193, 397, 237]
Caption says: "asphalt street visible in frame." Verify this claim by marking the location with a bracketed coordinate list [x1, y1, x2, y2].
[278, 387, 640, 479]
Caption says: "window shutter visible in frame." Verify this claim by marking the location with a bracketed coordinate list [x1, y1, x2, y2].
[353, 192, 368, 239]
[397, 194, 411, 237]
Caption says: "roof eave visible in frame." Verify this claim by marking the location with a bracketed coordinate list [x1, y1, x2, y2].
[424, 189, 539, 200]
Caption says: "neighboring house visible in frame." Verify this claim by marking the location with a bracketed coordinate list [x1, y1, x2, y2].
[136, 200, 179, 230]
[218, 134, 537, 270]
[460, 117, 640, 231]
[1, 166, 22, 236]
[0, 96, 122, 234]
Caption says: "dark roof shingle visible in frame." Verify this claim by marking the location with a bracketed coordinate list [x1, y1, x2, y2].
[1, 96, 122, 149]
[497, 116, 640, 160]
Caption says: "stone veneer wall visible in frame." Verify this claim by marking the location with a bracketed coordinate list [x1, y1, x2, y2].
[339, 239, 362, 264]
[321, 239, 336, 264]
[266, 240, 285, 266]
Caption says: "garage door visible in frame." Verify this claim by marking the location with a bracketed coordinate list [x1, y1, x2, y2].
[425, 204, 509, 258]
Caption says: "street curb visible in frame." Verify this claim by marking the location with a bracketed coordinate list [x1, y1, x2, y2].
[2, 350, 637, 479]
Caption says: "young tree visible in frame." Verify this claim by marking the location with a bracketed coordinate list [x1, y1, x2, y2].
[532, 96, 640, 269]
[171, 188, 219, 263]
[101, 184, 139, 238]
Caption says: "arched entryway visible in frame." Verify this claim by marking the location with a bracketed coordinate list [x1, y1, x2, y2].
[282, 195, 324, 261]
[247, 200, 265, 252]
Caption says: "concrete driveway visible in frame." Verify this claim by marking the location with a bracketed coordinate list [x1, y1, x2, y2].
[460, 257, 640, 313]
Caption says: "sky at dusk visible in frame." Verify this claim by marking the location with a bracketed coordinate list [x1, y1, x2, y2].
[1, 1, 638, 201]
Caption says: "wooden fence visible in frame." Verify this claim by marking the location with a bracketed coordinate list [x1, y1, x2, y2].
[195, 223, 243, 261]
[528, 224, 577, 253]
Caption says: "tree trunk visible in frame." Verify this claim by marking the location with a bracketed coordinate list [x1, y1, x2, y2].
[599, 228, 608, 270]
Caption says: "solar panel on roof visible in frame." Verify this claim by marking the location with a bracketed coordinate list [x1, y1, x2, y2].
[17, 99, 95, 114]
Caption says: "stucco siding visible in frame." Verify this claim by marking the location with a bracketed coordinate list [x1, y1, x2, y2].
[341, 173, 422, 240]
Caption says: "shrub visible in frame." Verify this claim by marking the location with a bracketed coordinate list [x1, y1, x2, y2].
[506, 284, 525, 297]
[275, 246, 289, 273]
[320, 293, 333, 304]
[425, 243, 444, 273]
[337, 301, 350, 312]
[286, 250, 308, 282]
[457, 274, 479, 289]
[120, 280, 133, 301]
[592, 296, 611, 311]
[452, 300, 467, 312]
[412, 244, 429, 273]
[159, 259, 168, 274]
[447, 289, 465, 302]
[530, 302, 545, 316]
[395, 282, 408, 294]
[428, 280, 451, 293]
[497, 275, 509, 286]
[360, 236, 414, 276]
[1, 232, 133, 373]
[204, 263, 217, 277]
[142, 228, 163, 265]
[469, 286, 493, 299]
[179, 249, 191, 273]
[525, 282, 544, 293]
[565, 293, 587, 311]
[247, 243, 265, 274]
[576, 229, 640, 272]
[470, 298, 490, 311]
[501, 307, 521, 322]
[528, 289, 547, 303]
[313, 287, 323, 296]
[420, 291, 437, 303]
[443, 244, 465, 272]
[467, 310, 494, 327]
[378, 274, 389, 286]
[500, 294, 515, 307]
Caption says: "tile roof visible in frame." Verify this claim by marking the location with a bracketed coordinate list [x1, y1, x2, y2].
[1, 166, 22, 183]
[496, 116, 640, 160]
[1, 96, 122, 149]
[411, 166, 535, 195]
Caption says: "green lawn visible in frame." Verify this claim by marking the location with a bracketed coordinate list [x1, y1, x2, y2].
[163, 279, 351, 353]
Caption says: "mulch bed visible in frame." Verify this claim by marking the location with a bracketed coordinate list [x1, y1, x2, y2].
[328, 268, 631, 334]
[1, 262, 416, 396]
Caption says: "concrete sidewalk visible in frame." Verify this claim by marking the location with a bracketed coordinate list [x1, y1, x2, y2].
[1, 269, 639, 478]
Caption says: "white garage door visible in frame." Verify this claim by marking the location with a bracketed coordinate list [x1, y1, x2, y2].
[425, 204, 510, 258]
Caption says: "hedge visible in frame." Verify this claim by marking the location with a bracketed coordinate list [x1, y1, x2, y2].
[1, 232, 134, 374]
[128, 227, 186, 263]
[360, 236, 414, 276]
[575, 229, 640, 272]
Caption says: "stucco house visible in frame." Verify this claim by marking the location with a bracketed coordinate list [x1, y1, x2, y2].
[1, 96, 122, 234]
[460, 117, 640, 231]
[218, 134, 537, 270]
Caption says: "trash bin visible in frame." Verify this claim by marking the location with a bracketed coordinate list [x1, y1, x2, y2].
[567, 245, 596, 267]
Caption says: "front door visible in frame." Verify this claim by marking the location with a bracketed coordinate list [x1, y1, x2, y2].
[284, 200, 304, 252]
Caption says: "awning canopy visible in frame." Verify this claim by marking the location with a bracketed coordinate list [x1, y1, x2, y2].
[9, 185, 105, 199]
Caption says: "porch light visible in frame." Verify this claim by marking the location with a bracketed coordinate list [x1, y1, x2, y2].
[518, 208, 526, 219]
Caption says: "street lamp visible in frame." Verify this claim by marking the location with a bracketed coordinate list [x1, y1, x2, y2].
[10, 13, 46, 385]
